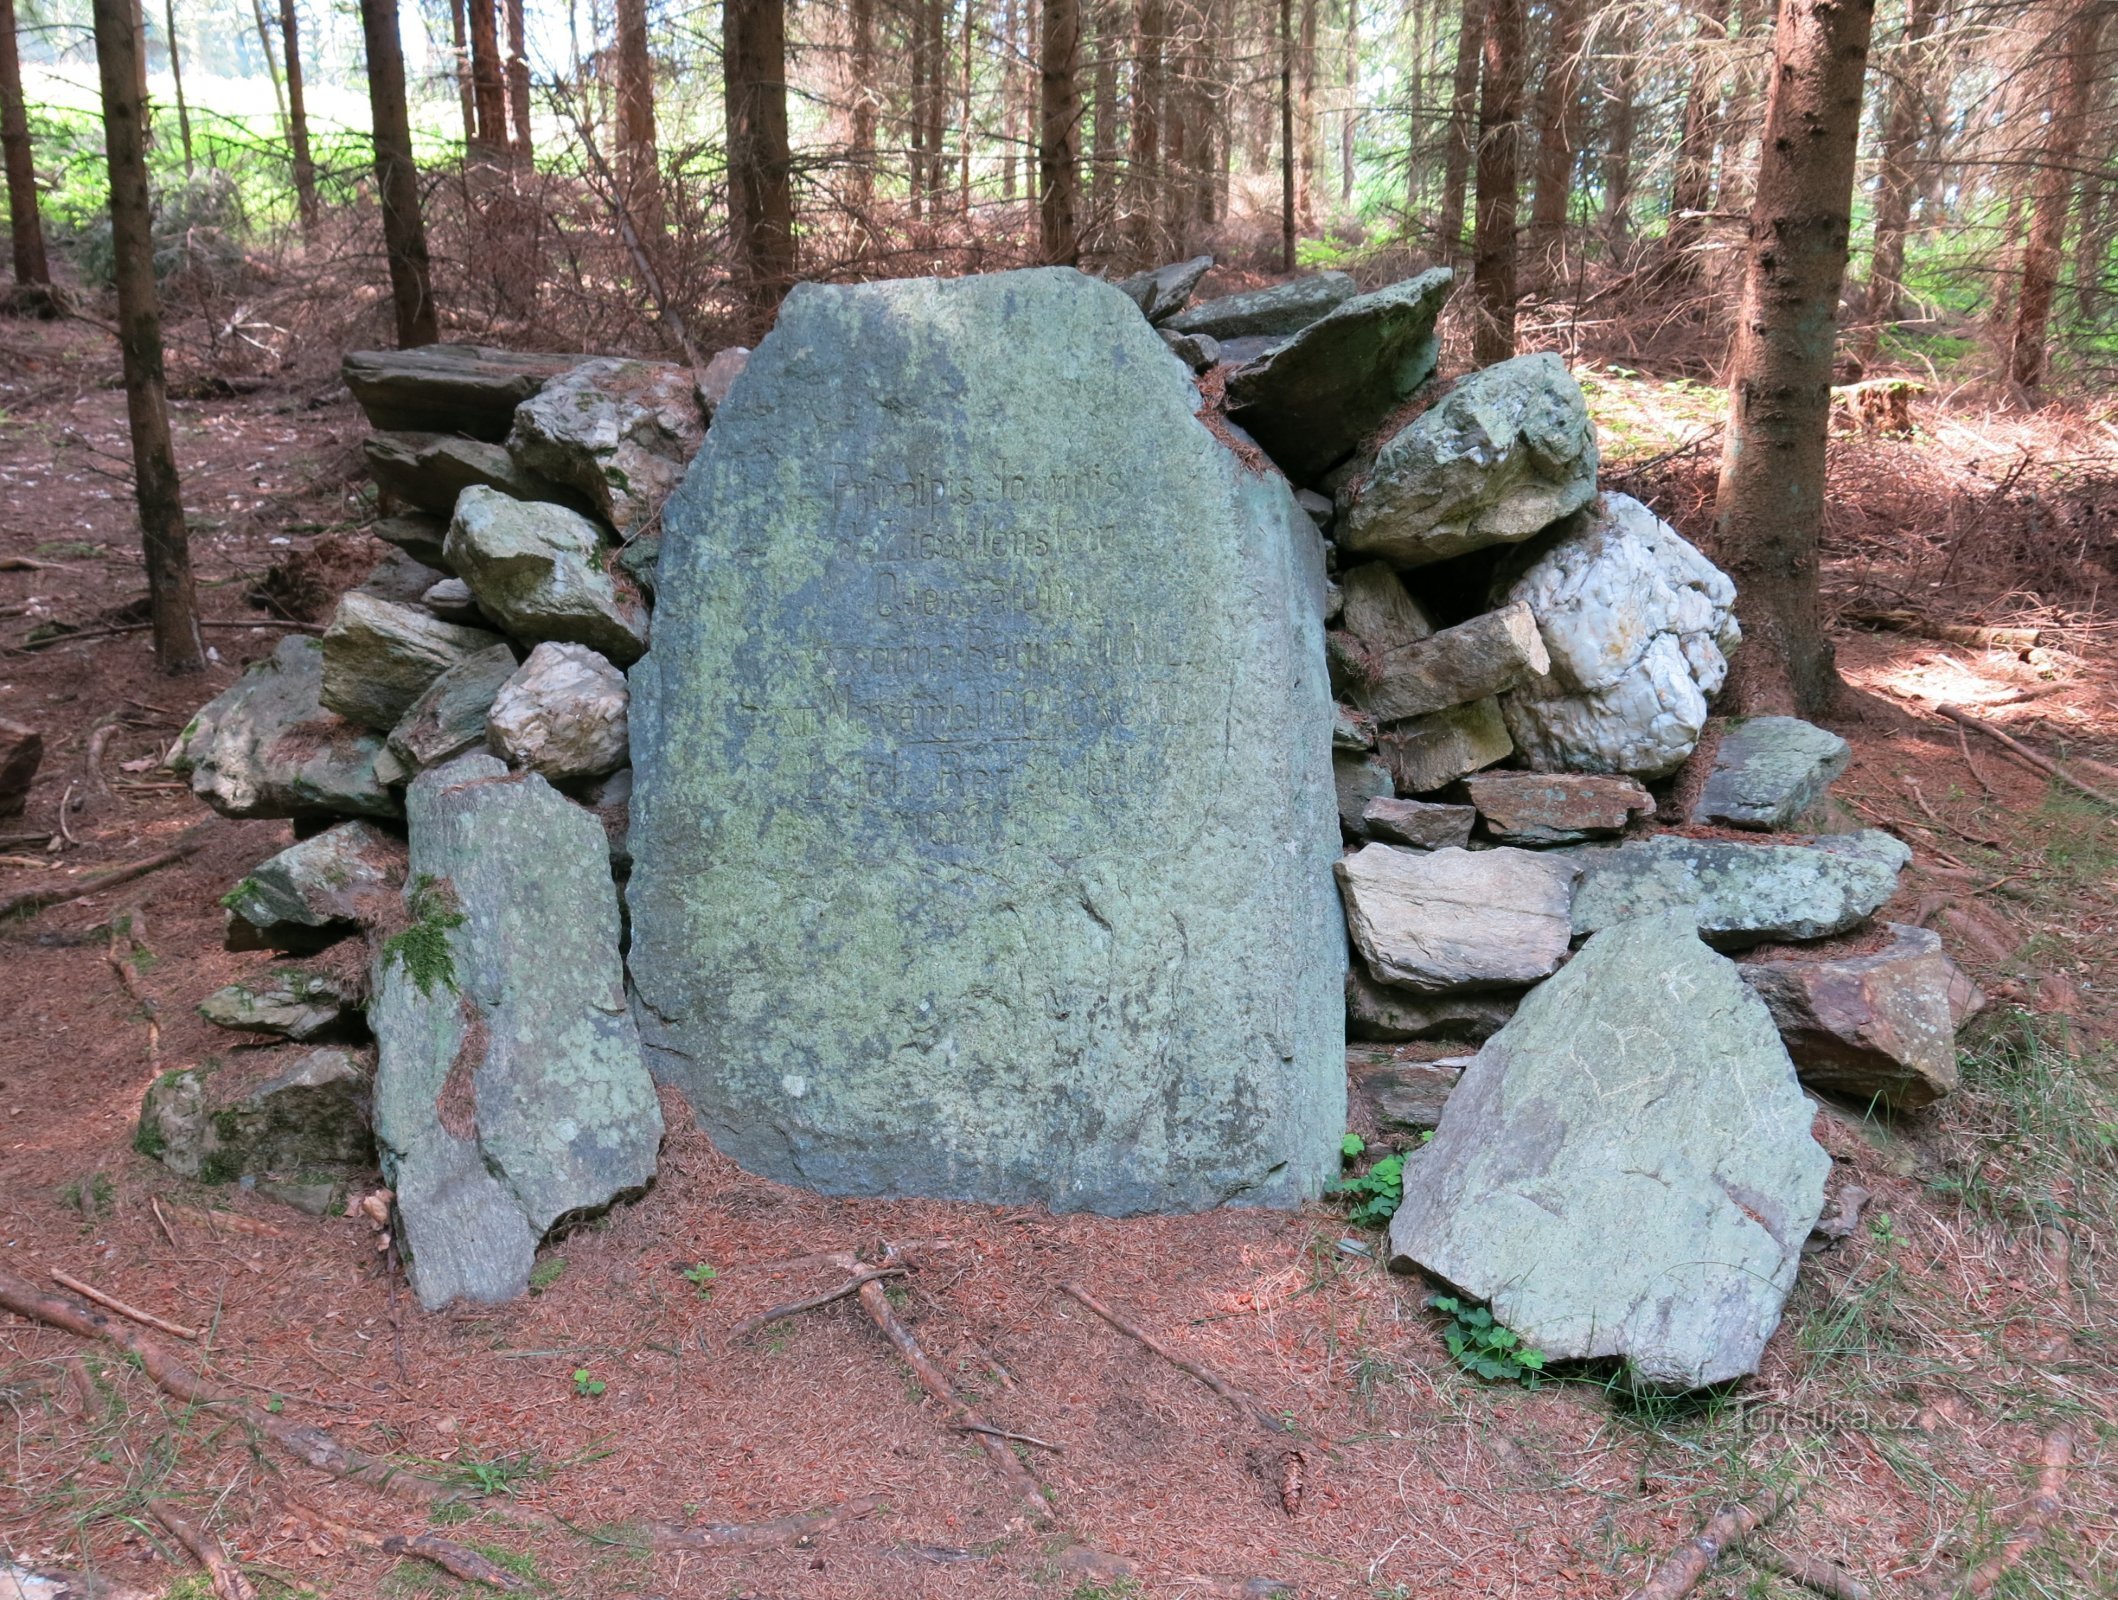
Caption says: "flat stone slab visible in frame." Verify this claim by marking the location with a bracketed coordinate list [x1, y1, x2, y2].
[1337, 563, 1434, 653]
[1335, 843, 1578, 994]
[372, 753, 661, 1309]
[222, 820, 404, 950]
[1224, 269, 1453, 483]
[363, 432, 590, 519]
[627, 268, 1345, 1214]
[1463, 771, 1654, 844]
[1346, 971, 1517, 1042]
[1741, 924, 1981, 1109]
[1570, 830, 1911, 948]
[199, 969, 363, 1042]
[1357, 600, 1550, 723]
[1389, 911, 1831, 1391]
[1163, 270, 1356, 340]
[343, 344, 580, 439]
[1362, 796, 1476, 849]
[1351, 1051, 1463, 1131]
[1694, 716, 1853, 830]
[1376, 697, 1514, 794]
[1115, 254, 1214, 322]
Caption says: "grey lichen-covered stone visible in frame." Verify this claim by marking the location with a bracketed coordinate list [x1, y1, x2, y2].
[445, 486, 650, 666]
[222, 820, 404, 950]
[1376, 697, 1513, 794]
[1163, 270, 1356, 340]
[1570, 830, 1912, 948]
[1158, 327, 1221, 372]
[628, 268, 1345, 1214]
[376, 642, 519, 786]
[371, 514, 452, 570]
[371, 753, 661, 1309]
[137, 1047, 374, 1184]
[342, 344, 581, 438]
[1362, 795, 1476, 849]
[1389, 911, 1831, 1391]
[697, 346, 750, 418]
[1741, 924, 1981, 1109]
[1333, 704, 1377, 751]
[419, 577, 485, 625]
[1335, 751, 1396, 835]
[1115, 254, 1214, 322]
[170, 638, 398, 820]
[363, 432, 589, 519]
[1335, 843, 1578, 994]
[1497, 493, 1741, 778]
[1463, 771, 1654, 844]
[1694, 716, 1853, 830]
[320, 592, 507, 733]
[1338, 352, 1599, 567]
[1338, 562, 1434, 652]
[199, 968, 364, 1042]
[1347, 968, 1517, 1042]
[507, 357, 706, 538]
[487, 642, 629, 780]
[1225, 269, 1453, 483]
[1357, 600, 1551, 723]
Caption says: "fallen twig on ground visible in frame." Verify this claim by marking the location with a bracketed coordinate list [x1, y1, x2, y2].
[8, 618, 322, 654]
[1935, 705, 2118, 811]
[0, 825, 211, 920]
[1955, 722, 1999, 798]
[48, 1267, 197, 1340]
[957, 1420, 1062, 1452]
[725, 1265, 907, 1340]
[284, 1498, 527, 1591]
[1626, 1485, 1797, 1600]
[633, 1494, 886, 1550]
[1059, 1281, 1290, 1435]
[1922, 1429, 2073, 1599]
[1903, 778, 2009, 850]
[1842, 610, 2041, 651]
[105, 912, 161, 1069]
[1754, 1545, 1870, 1600]
[146, 1497, 259, 1600]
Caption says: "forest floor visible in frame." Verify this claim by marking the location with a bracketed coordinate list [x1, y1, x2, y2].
[0, 309, 2114, 1600]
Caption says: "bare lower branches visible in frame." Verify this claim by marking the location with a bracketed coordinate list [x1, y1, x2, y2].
[1059, 1281, 1289, 1435]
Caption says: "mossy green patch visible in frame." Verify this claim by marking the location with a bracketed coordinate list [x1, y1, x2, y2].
[382, 873, 467, 996]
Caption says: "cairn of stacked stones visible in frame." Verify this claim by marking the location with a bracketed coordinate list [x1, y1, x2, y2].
[148, 262, 1979, 1389]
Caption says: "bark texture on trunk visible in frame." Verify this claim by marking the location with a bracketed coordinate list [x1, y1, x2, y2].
[1297, 0, 1317, 227]
[725, 0, 796, 316]
[1434, 0, 1483, 260]
[1279, 0, 1294, 268]
[1089, 0, 1118, 226]
[1714, 0, 1877, 717]
[504, 0, 531, 158]
[450, 0, 475, 150]
[1859, 0, 1940, 349]
[1471, 0, 1523, 363]
[1602, 9, 1638, 242]
[1526, 0, 1582, 281]
[1660, 0, 1721, 280]
[616, 0, 662, 230]
[359, 0, 439, 348]
[163, 0, 193, 173]
[1128, 0, 1163, 255]
[2009, 1, 2099, 388]
[467, 0, 507, 152]
[92, 0, 202, 675]
[1039, 0, 1081, 262]
[848, 0, 875, 211]
[279, 0, 318, 232]
[0, 0, 49, 285]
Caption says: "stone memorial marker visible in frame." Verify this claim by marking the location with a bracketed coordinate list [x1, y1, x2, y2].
[628, 268, 1344, 1213]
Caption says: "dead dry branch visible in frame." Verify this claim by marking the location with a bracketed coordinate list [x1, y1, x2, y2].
[1626, 1485, 1798, 1600]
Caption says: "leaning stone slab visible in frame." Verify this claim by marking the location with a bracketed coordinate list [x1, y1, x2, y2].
[1570, 830, 1912, 948]
[419, 577, 485, 625]
[628, 267, 1345, 1214]
[376, 642, 519, 786]
[1338, 562, 1434, 653]
[1376, 697, 1513, 794]
[1115, 254, 1214, 322]
[1338, 351, 1598, 567]
[1335, 751, 1396, 835]
[1362, 795, 1476, 849]
[1389, 911, 1831, 1392]
[1694, 716, 1853, 831]
[487, 642, 630, 780]
[1351, 1049, 1463, 1132]
[508, 357, 706, 538]
[199, 968, 364, 1042]
[1335, 843, 1578, 994]
[222, 820, 404, 950]
[1163, 270, 1356, 340]
[371, 754, 662, 1309]
[138, 1047, 375, 1187]
[445, 487, 650, 666]
[1346, 970, 1517, 1042]
[320, 592, 507, 732]
[363, 432, 588, 519]
[1463, 771, 1653, 844]
[343, 345, 580, 439]
[371, 514, 452, 571]
[1741, 924, 1981, 1110]
[1496, 493, 1741, 778]
[1358, 600, 1550, 723]
[697, 346, 750, 418]
[170, 637, 397, 820]
[1224, 270, 1453, 482]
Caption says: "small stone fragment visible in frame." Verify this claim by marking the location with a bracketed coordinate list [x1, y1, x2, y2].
[138, 1047, 375, 1185]
[487, 642, 630, 780]
[1294, 488, 1332, 526]
[1694, 716, 1854, 830]
[1162, 271, 1357, 340]
[507, 357, 706, 537]
[1338, 562, 1434, 652]
[1346, 969, 1518, 1042]
[1569, 830, 1911, 947]
[1157, 327, 1220, 371]
[1335, 751, 1396, 835]
[371, 513, 452, 570]
[697, 346, 750, 418]
[1115, 254, 1214, 321]
[1350, 1050, 1463, 1131]
[199, 968, 364, 1042]
[1376, 697, 1514, 794]
[356, 548, 450, 605]
[1362, 796, 1476, 849]
[1338, 351, 1599, 567]
[1333, 704, 1378, 751]
[377, 642, 519, 785]
[363, 432, 585, 518]
[1388, 911, 1830, 1392]
[320, 592, 508, 732]
[445, 486, 650, 665]
[1357, 600, 1551, 722]
[1463, 771, 1654, 844]
[1740, 924, 1982, 1109]
[1335, 843, 1579, 994]
[419, 577, 485, 625]
[0, 716, 42, 816]
[222, 820, 404, 950]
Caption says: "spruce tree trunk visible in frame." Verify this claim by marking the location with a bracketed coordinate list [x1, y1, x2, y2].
[848, 0, 875, 212]
[1470, 0, 1522, 363]
[0, 0, 49, 285]
[1660, 0, 1721, 281]
[279, 0, 318, 232]
[1434, 0, 1483, 262]
[505, 0, 531, 159]
[1128, 0, 1163, 256]
[358, 0, 439, 347]
[163, 0, 192, 174]
[92, 0, 202, 676]
[616, 0, 662, 231]
[1002, 0, 1019, 199]
[249, 0, 289, 133]
[1297, 0, 1317, 225]
[1340, 0, 1356, 204]
[1859, 0, 1940, 357]
[1039, 0, 1081, 262]
[1279, 0, 1294, 268]
[467, 0, 507, 154]
[1525, 0, 1581, 284]
[1089, 0, 1118, 230]
[1713, 0, 1876, 717]
[2009, 1, 2098, 389]
[449, 0, 476, 150]
[1602, 8, 1638, 243]
[724, 0, 795, 316]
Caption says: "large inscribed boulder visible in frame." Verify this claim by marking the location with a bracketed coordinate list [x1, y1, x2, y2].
[628, 268, 1344, 1214]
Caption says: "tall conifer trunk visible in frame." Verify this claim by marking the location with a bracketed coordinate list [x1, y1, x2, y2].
[2009, 1, 2098, 388]
[279, 0, 318, 232]
[0, 0, 50, 285]
[1434, 0, 1483, 261]
[1470, 0, 1522, 362]
[359, 0, 439, 347]
[725, 0, 795, 316]
[1039, 0, 1081, 262]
